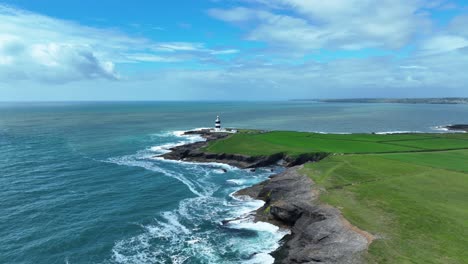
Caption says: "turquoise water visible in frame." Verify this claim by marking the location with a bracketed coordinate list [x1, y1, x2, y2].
[1, 101, 468, 264]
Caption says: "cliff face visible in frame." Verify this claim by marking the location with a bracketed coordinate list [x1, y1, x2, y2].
[237, 166, 371, 264]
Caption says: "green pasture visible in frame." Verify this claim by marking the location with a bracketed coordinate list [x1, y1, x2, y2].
[302, 153, 468, 264]
[204, 131, 468, 156]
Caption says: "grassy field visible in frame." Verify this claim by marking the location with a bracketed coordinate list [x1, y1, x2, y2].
[380, 150, 468, 173]
[205, 131, 468, 263]
[204, 131, 468, 156]
[302, 153, 468, 263]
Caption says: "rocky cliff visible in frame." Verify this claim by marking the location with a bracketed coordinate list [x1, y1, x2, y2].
[236, 166, 372, 264]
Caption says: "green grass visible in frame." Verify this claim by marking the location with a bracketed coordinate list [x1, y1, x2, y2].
[204, 131, 468, 156]
[379, 150, 468, 173]
[385, 138, 468, 150]
[302, 154, 468, 264]
[204, 130, 468, 263]
[432, 133, 468, 140]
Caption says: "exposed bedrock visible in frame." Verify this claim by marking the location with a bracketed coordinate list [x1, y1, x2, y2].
[236, 166, 371, 264]
[445, 124, 468, 132]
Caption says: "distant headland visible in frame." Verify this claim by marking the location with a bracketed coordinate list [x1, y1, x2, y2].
[292, 97, 468, 104]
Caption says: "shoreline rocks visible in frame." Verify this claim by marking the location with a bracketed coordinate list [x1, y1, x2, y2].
[444, 124, 468, 132]
[236, 166, 371, 264]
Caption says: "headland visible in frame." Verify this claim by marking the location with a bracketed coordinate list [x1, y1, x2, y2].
[159, 129, 468, 263]
[444, 124, 468, 132]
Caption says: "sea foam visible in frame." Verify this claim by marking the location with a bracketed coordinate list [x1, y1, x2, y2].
[109, 129, 288, 263]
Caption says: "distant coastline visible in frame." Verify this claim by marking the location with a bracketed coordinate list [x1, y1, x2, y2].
[292, 97, 468, 104]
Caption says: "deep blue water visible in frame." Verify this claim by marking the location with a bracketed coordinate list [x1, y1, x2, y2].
[1, 101, 468, 264]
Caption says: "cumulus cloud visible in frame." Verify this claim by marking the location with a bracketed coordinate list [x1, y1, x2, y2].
[109, 44, 466, 100]
[209, 0, 431, 53]
[0, 5, 237, 83]
[0, 35, 118, 83]
[1, 1, 467, 99]
[417, 14, 468, 55]
[420, 35, 468, 54]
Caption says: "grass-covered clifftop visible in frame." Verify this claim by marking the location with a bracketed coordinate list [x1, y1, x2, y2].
[204, 131, 468, 156]
[204, 131, 468, 263]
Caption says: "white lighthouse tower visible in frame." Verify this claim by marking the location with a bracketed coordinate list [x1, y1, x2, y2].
[215, 115, 221, 132]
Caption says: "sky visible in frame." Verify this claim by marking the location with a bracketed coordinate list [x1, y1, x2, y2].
[0, 0, 468, 101]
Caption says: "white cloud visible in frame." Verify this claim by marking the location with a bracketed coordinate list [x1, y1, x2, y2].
[151, 42, 238, 55]
[123, 53, 182, 63]
[152, 42, 206, 52]
[420, 35, 468, 54]
[1, 1, 467, 99]
[449, 15, 468, 37]
[209, 0, 431, 53]
[0, 5, 238, 83]
[106, 45, 467, 100]
[399, 65, 428, 70]
[210, 49, 239, 55]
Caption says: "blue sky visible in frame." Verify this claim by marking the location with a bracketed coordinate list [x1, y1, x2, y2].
[0, 0, 468, 100]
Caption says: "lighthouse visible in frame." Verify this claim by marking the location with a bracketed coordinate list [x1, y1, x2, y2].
[215, 115, 221, 131]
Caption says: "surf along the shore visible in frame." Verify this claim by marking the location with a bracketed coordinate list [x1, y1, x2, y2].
[107, 129, 289, 264]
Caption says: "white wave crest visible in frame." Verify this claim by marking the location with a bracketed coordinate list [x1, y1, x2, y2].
[431, 125, 466, 133]
[152, 156, 239, 171]
[375, 130, 422, 134]
[149, 142, 186, 154]
[106, 154, 206, 197]
[245, 253, 275, 264]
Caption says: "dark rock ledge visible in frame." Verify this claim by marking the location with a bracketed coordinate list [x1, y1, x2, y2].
[160, 130, 372, 263]
[444, 124, 468, 132]
[236, 166, 373, 264]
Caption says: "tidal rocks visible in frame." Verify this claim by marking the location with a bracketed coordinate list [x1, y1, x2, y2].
[445, 124, 468, 132]
[236, 166, 371, 264]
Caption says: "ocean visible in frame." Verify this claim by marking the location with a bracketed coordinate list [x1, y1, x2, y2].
[1, 101, 468, 264]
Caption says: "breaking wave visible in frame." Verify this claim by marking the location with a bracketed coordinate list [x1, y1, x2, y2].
[105, 129, 288, 263]
[374, 130, 423, 134]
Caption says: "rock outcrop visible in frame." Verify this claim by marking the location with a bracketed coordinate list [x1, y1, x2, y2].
[445, 124, 468, 132]
[236, 166, 372, 264]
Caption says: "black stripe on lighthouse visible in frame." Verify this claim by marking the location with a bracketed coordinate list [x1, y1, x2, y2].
[215, 116, 221, 130]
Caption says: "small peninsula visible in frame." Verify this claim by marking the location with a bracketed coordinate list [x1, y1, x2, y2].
[162, 129, 468, 263]
[293, 97, 468, 104]
[445, 124, 468, 132]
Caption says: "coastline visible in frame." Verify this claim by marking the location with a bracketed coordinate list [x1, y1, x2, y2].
[236, 166, 371, 264]
[159, 129, 328, 169]
[160, 129, 372, 263]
